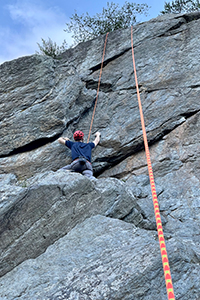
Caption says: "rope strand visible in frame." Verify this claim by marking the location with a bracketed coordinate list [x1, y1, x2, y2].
[87, 32, 109, 143]
[131, 25, 175, 300]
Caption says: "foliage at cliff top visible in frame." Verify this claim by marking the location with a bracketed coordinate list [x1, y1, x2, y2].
[161, 0, 200, 14]
[64, 1, 149, 45]
[37, 1, 149, 58]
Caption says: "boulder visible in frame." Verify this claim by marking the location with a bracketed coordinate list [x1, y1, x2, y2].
[0, 215, 199, 300]
[0, 171, 142, 277]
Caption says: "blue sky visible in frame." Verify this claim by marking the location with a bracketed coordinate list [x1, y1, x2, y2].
[0, 0, 166, 65]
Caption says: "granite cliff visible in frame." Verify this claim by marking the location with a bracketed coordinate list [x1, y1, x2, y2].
[0, 12, 200, 299]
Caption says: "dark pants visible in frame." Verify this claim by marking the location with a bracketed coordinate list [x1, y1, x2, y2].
[61, 159, 94, 178]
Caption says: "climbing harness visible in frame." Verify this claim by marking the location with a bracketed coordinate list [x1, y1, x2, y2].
[131, 26, 175, 300]
[87, 32, 109, 143]
[71, 157, 88, 173]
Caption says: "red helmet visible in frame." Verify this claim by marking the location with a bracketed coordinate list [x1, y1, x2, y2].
[73, 130, 84, 141]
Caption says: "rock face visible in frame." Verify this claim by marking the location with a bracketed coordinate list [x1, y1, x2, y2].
[0, 12, 200, 300]
[1, 215, 198, 300]
[0, 171, 142, 278]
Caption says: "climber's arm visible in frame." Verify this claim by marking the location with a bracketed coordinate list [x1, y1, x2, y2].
[58, 137, 70, 145]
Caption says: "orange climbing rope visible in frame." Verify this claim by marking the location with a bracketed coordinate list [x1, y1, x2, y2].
[131, 26, 175, 300]
[87, 32, 109, 143]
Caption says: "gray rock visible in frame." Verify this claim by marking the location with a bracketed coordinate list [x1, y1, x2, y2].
[0, 173, 17, 185]
[0, 170, 141, 277]
[0, 174, 25, 212]
[101, 112, 200, 241]
[0, 215, 199, 300]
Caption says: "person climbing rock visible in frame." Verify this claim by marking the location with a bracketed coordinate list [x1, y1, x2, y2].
[58, 130, 101, 178]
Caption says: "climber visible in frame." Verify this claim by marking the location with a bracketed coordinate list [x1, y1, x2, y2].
[58, 130, 101, 178]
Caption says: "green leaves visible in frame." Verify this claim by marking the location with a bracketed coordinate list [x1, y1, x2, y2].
[36, 1, 149, 57]
[65, 1, 149, 45]
[36, 38, 68, 59]
[161, 0, 200, 14]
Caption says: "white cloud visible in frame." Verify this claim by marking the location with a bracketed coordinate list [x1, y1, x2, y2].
[0, 0, 72, 64]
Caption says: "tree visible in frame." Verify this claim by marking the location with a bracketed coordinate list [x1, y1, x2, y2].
[161, 0, 200, 14]
[65, 1, 150, 46]
[37, 1, 149, 58]
[36, 38, 68, 58]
